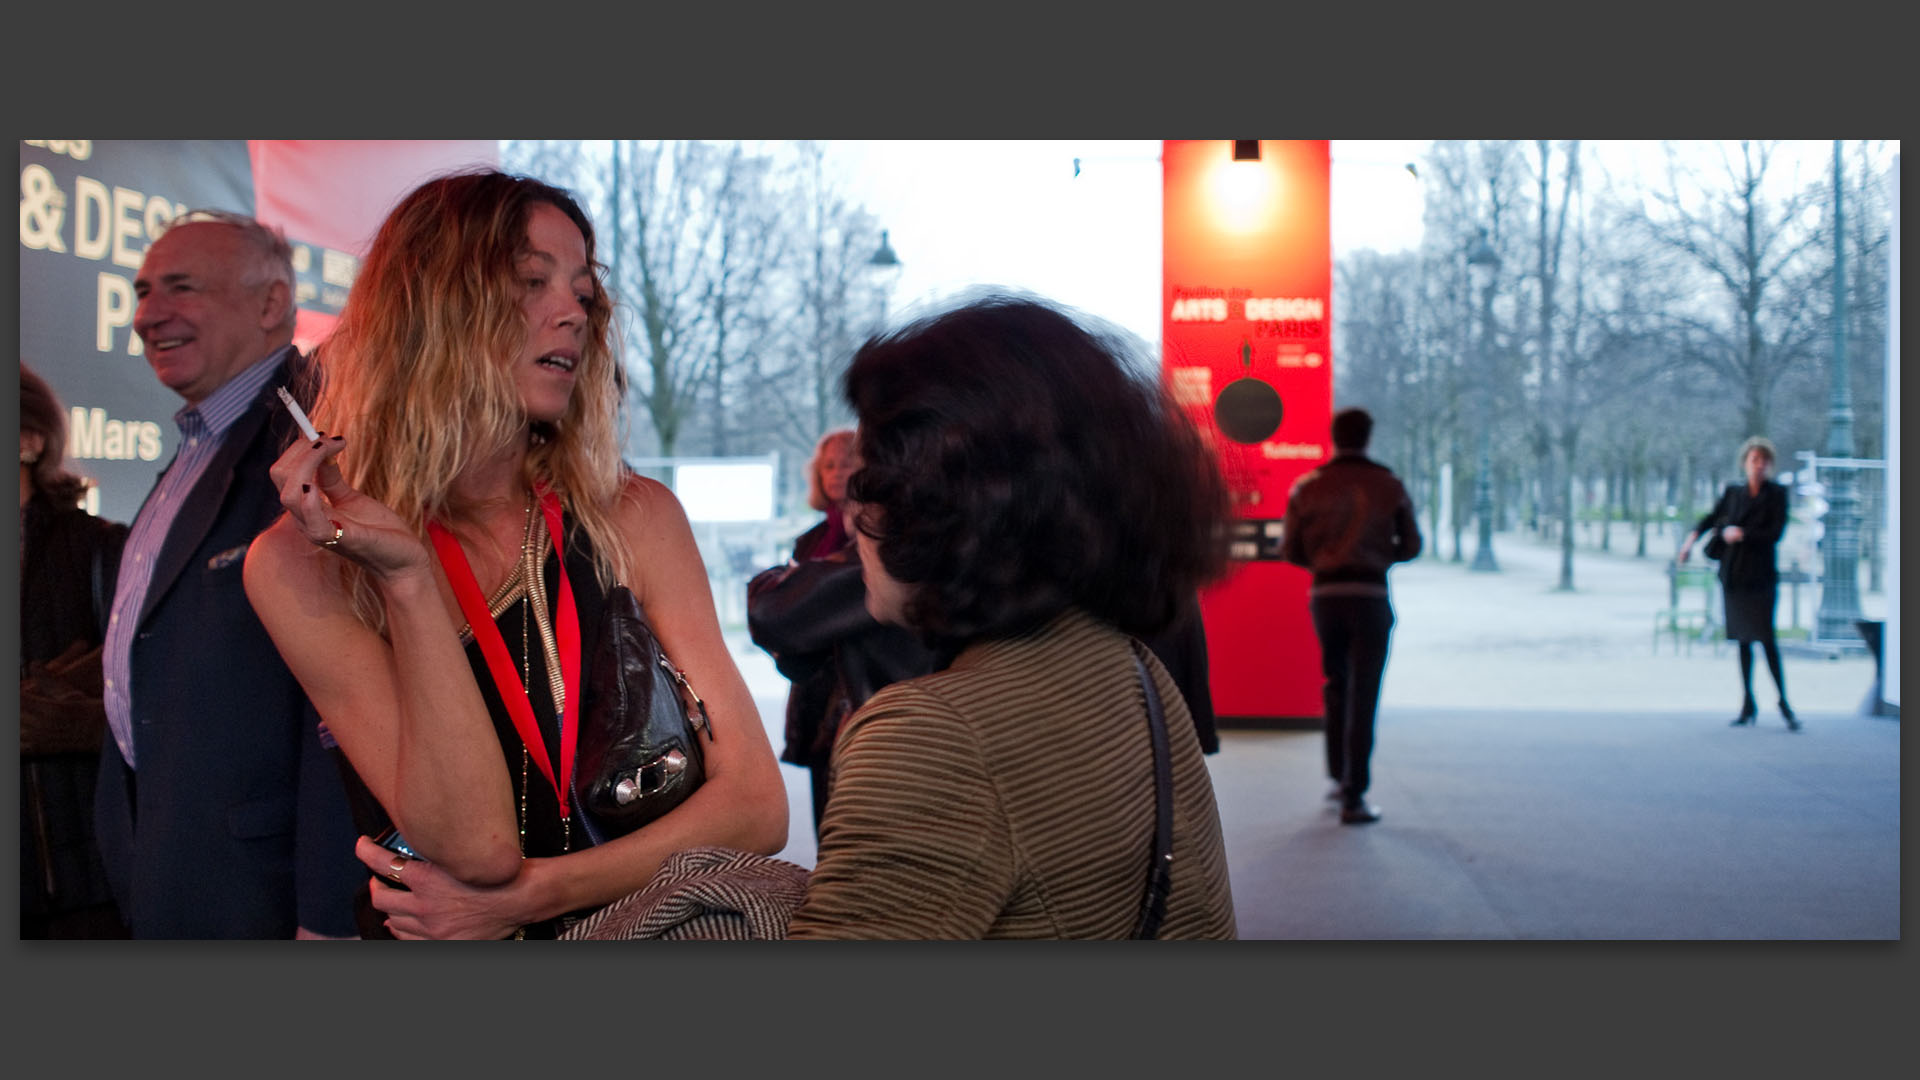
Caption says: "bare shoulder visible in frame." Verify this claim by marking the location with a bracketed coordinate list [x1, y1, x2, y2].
[243, 514, 344, 605]
[613, 472, 687, 532]
[245, 514, 312, 583]
[608, 472, 705, 595]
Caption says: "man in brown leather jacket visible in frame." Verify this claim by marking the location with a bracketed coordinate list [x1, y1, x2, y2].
[1280, 408, 1422, 824]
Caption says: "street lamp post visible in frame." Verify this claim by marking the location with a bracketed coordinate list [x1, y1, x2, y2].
[1815, 140, 1863, 643]
[1467, 229, 1501, 573]
[868, 228, 902, 328]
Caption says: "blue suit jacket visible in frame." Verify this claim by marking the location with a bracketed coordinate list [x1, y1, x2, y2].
[94, 352, 363, 938]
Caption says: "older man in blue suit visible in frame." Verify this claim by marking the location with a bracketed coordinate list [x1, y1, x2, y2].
[94, 211, 361, 938]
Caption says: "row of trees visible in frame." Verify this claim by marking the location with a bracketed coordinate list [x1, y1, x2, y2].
[1335, 140, 1895, 591]
[504, 140, 896, 508]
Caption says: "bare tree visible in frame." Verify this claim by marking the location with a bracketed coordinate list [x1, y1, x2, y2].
[1634, 141, 1828, 440]
[1524, 139, 1586, 590]
[788, 142, 888, 444]
[1422, 140, 1528, 562]
[697, 144, 790, 456]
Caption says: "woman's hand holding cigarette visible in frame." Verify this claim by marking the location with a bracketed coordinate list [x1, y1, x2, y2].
[267, 406, 432, 582]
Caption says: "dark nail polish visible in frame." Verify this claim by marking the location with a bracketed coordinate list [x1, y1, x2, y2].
[313, 440, 324, 449]
[332, 435, 344, 442]
[301, 484, 311, 494]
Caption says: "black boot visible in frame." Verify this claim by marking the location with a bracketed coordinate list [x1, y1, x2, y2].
[1730, 699, 1757, 727]
[1340, 799, 1382, 825]
[1780, 700, 1800, 732]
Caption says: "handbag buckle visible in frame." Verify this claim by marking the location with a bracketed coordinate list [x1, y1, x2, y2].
[613, 749, 689, 805]
[658, 656, 714, 740]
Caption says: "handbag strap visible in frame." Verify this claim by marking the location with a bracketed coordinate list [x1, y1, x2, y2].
[1129, 641, 1175, 940]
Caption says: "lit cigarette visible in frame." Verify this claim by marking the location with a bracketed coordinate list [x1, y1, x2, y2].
[276, 386, 320, 442]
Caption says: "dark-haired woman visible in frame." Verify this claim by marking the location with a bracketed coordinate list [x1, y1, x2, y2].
[20, 363, 130, 937]
[1680, 436, 1797, 730]
[784, 294, 1237, 939]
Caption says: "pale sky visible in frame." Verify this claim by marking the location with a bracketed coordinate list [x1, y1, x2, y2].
[822, 140, 1432, 349]
[817, 140, 1895, 352]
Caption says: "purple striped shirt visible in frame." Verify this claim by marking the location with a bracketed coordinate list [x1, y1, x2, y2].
[104, 346, 292, 768]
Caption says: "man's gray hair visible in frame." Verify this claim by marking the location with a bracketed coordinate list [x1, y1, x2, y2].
[168, 209, 297, 332]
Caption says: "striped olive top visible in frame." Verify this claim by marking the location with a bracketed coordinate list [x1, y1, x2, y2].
[787, 608, 1236, 939]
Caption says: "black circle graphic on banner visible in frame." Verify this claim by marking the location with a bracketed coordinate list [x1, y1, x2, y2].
[1214, 377, 1283, 444]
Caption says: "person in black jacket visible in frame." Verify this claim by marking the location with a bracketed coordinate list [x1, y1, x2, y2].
[1280, 408, 1422, 825]
[19, 363, 130, 938]
[749, 429, 936, 837]
[1679, 436, 1797, 730]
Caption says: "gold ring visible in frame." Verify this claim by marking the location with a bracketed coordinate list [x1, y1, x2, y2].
[322, 522, 344, 549]
[387, 856, 407, 882]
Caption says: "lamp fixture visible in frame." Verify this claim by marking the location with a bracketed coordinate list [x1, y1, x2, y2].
[869, 229, 900, 268]
[1232, 140, 1261, 162]
[1465, 227, 1500, 280]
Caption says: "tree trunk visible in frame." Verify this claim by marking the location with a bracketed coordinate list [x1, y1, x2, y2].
[1556, 428, 1578, 590]
[1450, 441, 1467, 563]
[1600, 463, 1615, 553]
[1427, 434, 1443, 561]
[1634, 457, 1649, 557]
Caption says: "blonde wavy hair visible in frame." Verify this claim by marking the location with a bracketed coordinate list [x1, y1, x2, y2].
[806, 428, 857, 512]
[311, 170, 633, 632]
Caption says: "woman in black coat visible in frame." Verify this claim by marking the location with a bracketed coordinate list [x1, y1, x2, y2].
[1679, 436, 1797, 730]
[19, 363, 131, 937]
[748, 429, 936, 837]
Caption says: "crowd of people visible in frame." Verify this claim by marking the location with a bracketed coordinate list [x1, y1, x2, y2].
[17, 167, 1800, 940]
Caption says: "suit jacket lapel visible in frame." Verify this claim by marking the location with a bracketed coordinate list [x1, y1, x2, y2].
[138, 353, 295, 627]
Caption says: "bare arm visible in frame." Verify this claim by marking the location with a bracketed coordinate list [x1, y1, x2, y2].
[245, 437, 520, 886]
[361, 475, 790, 938]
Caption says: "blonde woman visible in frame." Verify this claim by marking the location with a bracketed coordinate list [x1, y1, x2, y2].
[245, 171, 786, 938]
[799, 429, 857, 559]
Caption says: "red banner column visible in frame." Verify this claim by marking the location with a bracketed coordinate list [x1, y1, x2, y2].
[1162, 139, 1331, 723]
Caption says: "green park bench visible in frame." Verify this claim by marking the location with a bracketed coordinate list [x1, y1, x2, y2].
[1654, 564, 1723, 656]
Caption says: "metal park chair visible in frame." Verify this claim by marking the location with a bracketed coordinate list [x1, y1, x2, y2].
[1654, 564, 1723, 656]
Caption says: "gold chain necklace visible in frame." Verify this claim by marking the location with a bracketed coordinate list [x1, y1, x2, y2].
[510, 491, 577, 939]
[515, 496, 532, 941]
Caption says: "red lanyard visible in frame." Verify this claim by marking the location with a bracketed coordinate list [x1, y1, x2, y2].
[426, 489, 582, 820]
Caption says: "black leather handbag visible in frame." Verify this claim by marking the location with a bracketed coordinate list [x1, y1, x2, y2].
[1703, 531, 1728, 561]
[573, 585, 714, 845]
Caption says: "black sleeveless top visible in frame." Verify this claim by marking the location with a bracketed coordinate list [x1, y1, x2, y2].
[336, 508, 613, 939]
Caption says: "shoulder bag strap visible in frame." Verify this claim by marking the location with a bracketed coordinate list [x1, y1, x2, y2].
[1129, 641, 1175, 940]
